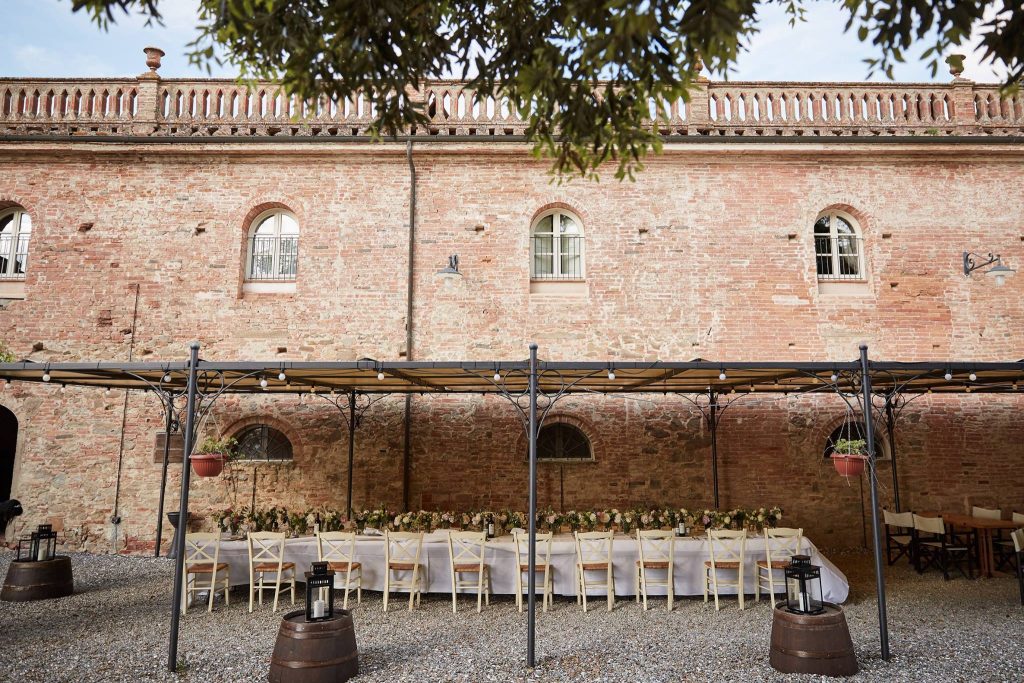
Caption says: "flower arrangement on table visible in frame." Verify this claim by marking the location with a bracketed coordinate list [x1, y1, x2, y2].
[211, 504, 784, 535]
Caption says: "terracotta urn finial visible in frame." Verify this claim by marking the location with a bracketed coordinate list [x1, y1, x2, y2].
[144, 46, 166, 73]
[946, 53, 965, 79]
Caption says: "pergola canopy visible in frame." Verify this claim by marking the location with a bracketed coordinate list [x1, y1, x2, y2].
[1, 358, 1022, 395]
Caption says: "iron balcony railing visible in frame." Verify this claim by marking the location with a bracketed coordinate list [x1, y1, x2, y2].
[247, 235, 298, 282]
[0, 234, 30, 280]
[531, 234, 585, 281]
[815, 235, 865, 281]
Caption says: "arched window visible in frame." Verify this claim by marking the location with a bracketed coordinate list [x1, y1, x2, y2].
[531, 209, 584, 281]
[822, 422, 888, 460]
[537, 423, 592, 461]
[0, 208, 31, 280]
[233, 424, 294, 462]
[814, 210, 864, 281]
[246, 210, 298, 282]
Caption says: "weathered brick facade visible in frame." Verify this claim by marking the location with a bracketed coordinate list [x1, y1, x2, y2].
[0, 66, 1022, 552]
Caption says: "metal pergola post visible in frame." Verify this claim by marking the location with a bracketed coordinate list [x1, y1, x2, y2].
[526, 343, 538, 669]
[884, 393, 902, 512]
[346, 390, 356, 520]
[860, 345, 890, 661]
[167, 342, 200, 673]
[154, 391, 174, 557]
[708, 389, 720, 509]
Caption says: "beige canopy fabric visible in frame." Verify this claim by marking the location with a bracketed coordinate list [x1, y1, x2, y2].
[0, 358, 1021, 395]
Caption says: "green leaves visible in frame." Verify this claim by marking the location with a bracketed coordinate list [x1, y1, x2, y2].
[67, 0, 1024, 179]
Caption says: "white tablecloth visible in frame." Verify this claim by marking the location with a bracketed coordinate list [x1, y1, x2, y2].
[215, 532, 849, 603]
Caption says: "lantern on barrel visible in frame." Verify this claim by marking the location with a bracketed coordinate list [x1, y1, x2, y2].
[305, 561, 335, 622]
[19, 524, 57, 563]
[784, 554, 823, 614]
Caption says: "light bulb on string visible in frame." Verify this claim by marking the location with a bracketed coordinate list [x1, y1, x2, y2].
[718, 372, 727, 381]
[163, 373, 171, 383]
[944, 372, 952, 381]
[259, 377, 268, 389]
[493, 372, 501, 382]
[830, 373, 838, 382]
[968, 372, 977, 382]
[42, 372, 51, 382]
[60, 384, 66, 393]
[377, 371, 385, 381]
[278, 372, 287, 382]
[607, 370, 616, 381]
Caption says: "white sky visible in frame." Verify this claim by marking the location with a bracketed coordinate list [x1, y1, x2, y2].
[0, 0, 1008, 83]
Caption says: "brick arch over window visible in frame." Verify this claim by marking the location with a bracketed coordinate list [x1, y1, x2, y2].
[239, 201, 300, 235]
[530, 201, 590, 226]
[222, 415, 305, 463]
[516, 414, 602, 462]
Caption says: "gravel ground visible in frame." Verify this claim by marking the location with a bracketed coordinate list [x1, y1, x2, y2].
[0, 549, 1021, 682]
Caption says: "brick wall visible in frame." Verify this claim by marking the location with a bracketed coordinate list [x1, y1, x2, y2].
[0, 141, 1022, 551]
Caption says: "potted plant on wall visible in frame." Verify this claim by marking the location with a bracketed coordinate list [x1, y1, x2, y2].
[190, 436, 238, 478]
[831, 438, 868, 477]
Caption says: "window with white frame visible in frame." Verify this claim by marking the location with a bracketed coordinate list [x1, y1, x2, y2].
[536, 423, 593, 462]
[0, 208, 31, 281]
[814, 210, 864, 281]
[233, 423, 294, 462]
[531, 210, 584, 280]
[246, 210, 299, 282]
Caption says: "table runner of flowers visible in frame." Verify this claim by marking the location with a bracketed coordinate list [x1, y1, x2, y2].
[214, 505, 783, 537]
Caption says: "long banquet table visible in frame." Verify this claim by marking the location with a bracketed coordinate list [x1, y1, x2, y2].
[216, 532, 850, 603]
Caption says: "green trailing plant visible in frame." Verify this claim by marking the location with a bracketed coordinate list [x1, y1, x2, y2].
[0, 343, 14, 363]
[833, 438, 868, 456]
[195, 435, 238, 457]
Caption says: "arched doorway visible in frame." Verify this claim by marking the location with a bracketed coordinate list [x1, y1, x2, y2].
[0, 406, 16, 501]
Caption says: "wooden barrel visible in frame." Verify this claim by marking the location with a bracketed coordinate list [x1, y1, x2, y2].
[1, 556, 74, 602]
[769, 603, 858, 677]
[269, 609, 359, 683]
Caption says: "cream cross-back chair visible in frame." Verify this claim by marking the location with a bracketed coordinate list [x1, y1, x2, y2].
[636, 530, 675, 611]
[704, 529, 747, 611]
[182, 532, 230, 613]
[247, 531, 296, 612]
[755, 527, 803, 604]
[1013, 512, 1024, 525]
[447, 531, 492, 613]
[574, 531, 615, 612]
[317, 531, 362, 609]
[512, 529, 553, 613]
[384, 531, 424, 612]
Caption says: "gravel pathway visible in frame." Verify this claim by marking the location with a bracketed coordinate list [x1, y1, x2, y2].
[0, 549, 1021, 682]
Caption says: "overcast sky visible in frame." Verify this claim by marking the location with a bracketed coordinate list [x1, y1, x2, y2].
[0, 0, 1007, 83]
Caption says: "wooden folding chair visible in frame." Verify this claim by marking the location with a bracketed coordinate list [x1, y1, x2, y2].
[512, 529, 553, 613]
[704, 529, 747, 611]
[636, 530, 675, 611]
[755, 527, 803, 604]
[317, 531, 362, 609]
[447, 531, 492, 613]
[574, 531, 615, 612]
[182, 532, 230, 613]
[247, 531, 296, 612]
[882, 510, 914, 565]
[383, 531, 424, 612]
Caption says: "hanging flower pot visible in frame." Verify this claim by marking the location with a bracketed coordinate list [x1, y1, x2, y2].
[190, 452, 226, 477]
[831, 438, 868, 477]
[831, 453, 867, 477]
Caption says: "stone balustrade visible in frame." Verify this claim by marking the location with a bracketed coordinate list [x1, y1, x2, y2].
[0, 76, 1020, 139]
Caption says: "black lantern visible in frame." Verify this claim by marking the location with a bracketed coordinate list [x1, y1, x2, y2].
[784, 554, 824, 614]
[305, 561, 335, 622]
[18, 524, 57, 563]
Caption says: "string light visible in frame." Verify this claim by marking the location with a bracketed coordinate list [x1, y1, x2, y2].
[493, 372, 501, 382]
[607, 369, 616, 380]
[60, 384, 66, 393]
[944, 372, 952, 381]
[377, 371, 385, 381]
[830, 373, 838, 382]
[42, 372, 51, 382]
[259, 377, 268, 389]
[162, 373, 171, 383]
[278, 372, 287, 382]
[968, 372, 977, 382]
[718, 371, 727, 381]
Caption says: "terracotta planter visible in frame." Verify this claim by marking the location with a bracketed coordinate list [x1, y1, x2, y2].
[190, 452, 226, 477]
[832, 454, 867, 477]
